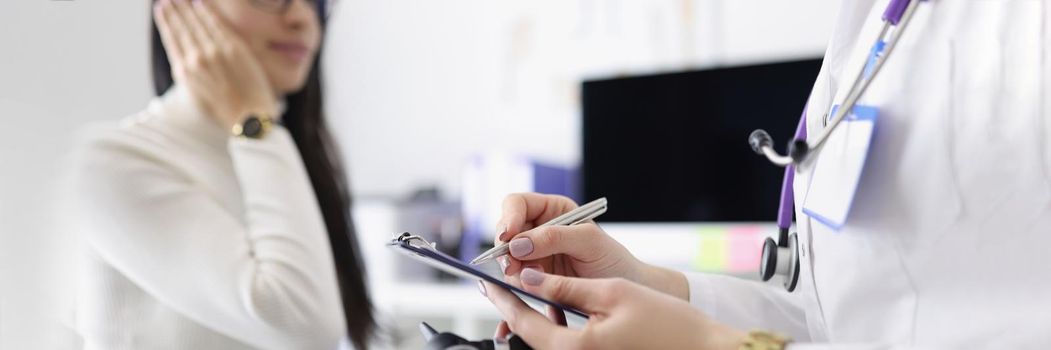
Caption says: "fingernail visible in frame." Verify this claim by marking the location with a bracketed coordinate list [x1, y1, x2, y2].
[520, 268, 544, 286]
[495, 224, 509, 240]
[509, 238, 533, 258]
[477, 281, 487, 296]
[498, 256, 510, 274]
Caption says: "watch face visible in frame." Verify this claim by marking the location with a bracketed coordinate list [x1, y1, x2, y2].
[242, 117, 263, 138]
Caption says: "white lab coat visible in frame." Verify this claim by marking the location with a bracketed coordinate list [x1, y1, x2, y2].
[685, 1, 1051, 348]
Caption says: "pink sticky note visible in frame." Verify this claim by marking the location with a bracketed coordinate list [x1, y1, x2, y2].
[727, 226, 763, 273]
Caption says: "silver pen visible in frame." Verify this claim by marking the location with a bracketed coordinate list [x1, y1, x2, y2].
[469, 197, 608, 265]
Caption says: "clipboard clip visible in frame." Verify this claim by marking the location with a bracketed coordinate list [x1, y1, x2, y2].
[393, 232, 437, 251]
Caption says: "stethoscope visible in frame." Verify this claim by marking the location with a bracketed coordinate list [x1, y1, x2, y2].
[748, 0, 925, 292]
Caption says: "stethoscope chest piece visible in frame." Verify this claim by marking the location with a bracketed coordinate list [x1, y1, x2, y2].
[760, 232, 800, 292]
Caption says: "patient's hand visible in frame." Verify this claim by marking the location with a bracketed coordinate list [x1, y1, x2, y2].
[154, 0, 279, 130]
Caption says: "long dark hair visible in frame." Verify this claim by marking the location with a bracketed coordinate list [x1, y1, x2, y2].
[149, 3, 375, 348]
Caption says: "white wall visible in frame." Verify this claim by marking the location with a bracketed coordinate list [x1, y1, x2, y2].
[0, 1, 152, 348]
[325, 0, 838, 199]
[0, 0, 837, 348]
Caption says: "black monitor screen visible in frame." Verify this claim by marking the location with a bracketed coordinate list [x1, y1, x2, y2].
[581, 58, 822, 222]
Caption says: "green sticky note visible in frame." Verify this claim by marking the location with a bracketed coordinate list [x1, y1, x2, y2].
[693, 228, 728, 272]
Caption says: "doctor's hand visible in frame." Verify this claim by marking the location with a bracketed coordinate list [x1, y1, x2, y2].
[495, 193, 689, 300]
[482, 269, 746, 350]
[154, 0, 279, 130]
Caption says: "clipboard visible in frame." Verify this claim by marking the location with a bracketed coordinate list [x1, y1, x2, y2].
[387, 232, 589, 320]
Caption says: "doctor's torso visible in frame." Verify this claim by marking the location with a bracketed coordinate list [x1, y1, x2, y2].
[792, 0, 1051, 346]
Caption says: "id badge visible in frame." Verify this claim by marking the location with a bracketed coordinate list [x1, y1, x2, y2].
[802, 105, 879, 230]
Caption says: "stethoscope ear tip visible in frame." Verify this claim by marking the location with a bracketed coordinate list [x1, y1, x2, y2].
[749, 129, 773, 155]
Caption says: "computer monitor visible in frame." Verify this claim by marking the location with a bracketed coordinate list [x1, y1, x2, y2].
[581, 58, 822, 222]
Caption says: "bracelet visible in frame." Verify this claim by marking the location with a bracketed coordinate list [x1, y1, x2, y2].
[739, 330, 790, 350]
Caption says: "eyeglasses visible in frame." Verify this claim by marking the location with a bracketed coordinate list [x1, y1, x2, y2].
[247, 0, 334, 19]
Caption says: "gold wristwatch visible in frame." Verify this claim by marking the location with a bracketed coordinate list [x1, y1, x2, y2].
[231, 114, 274, 139]
[739, 330, 790, 350]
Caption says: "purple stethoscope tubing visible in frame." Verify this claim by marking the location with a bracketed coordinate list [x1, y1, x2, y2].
[758, 0, 925, 291]
[776, 114, 807, 234]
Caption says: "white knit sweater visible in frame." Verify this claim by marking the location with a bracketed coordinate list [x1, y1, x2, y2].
[67, 85, 348, 349]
